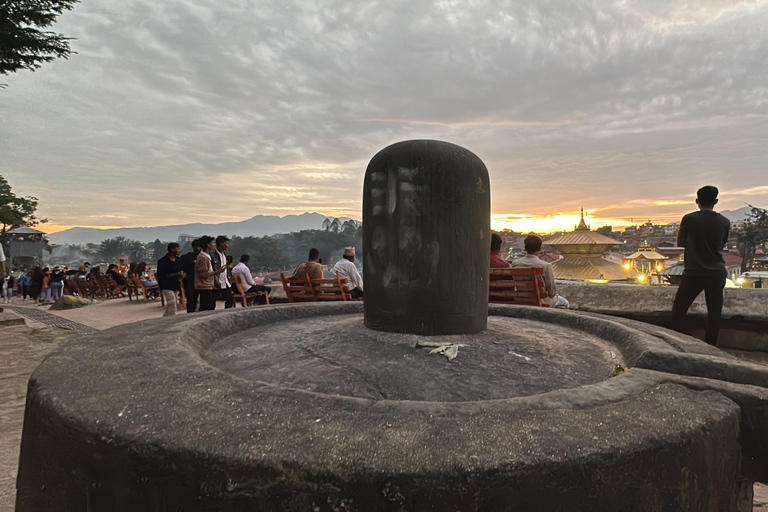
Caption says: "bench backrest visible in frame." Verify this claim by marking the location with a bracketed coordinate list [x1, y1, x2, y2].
[280, 273, 315, 302]
[489, 267, 549, 307]
[280, 273, 350, 302]
[309, 274, 350, 301]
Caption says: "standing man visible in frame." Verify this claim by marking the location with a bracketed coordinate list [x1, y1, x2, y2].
[490, 233, 510, 268]
[672, 186, 731, 346]
[510, 235, 569, 308]
[179, 239, 202, 313]
[210, 235, 234, 309]
[195, 236, 226, 311]
[156, 243, 186, 317]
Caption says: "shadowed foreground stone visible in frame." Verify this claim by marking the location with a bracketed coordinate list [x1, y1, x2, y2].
[16, 303, 768, 511]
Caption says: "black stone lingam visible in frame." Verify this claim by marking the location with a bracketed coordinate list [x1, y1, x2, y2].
[363, 140, 490, 335]
[15, 141, 768, 512]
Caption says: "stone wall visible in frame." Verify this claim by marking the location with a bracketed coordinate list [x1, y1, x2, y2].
[559, 283, 768, 350]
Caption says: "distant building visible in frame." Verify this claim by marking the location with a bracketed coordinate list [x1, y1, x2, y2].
[178, 234, 198, 244]
[544, 210, 641, 283]
[8, 226, 46, 271]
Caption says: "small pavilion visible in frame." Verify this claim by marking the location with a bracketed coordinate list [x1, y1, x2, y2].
[8, 226, 46, 271]
[545, 209, 641, 283]
[624, 248, 668, 274]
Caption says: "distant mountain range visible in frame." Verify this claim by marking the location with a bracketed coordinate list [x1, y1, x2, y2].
[46, 207, 756, 246]
[719, 207, 754, 223]
[48, 213, 352, 246]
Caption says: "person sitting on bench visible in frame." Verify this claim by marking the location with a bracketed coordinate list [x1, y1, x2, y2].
[333, 247, 363, 299]
[232, 254, 270, 305]
[510, 235, 569, 308]
[291, 248, 323, 283]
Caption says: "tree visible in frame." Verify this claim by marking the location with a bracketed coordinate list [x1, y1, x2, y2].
[737, 205, 768, 272]
[151, 238, 166, 260]
[98, 237, 131, 262]
[0, 174, 44, 233]
[330, 217, 341, 234]
[322, 218, 331, 232]
[595, 225, 613, 236]
[0, 0, 79, 80]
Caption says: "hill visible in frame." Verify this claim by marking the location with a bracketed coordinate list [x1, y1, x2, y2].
[48, 213, 352, 245]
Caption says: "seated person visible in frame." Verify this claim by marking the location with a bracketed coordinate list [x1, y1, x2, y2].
[332, 246, 363, 298]
[136, 262, 159, 298]
[490, 233, 510, 268]
[232, 254, 270, 304]
[117, 257, 129, 276]
[290, 248, 323, 283]
[509, 235, 569, 308]
[106, 264, 128, 287]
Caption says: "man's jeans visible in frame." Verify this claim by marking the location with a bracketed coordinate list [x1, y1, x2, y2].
[672, 273, 726, 346]
[161, 289, 178, 317]
[51, 281, 65, 301]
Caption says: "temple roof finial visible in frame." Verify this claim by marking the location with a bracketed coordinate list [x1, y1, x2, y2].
[576, 208, 589, 231]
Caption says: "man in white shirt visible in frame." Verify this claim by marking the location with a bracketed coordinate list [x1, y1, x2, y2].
[210, 235, 234, 309]
[232, 254, 270, 304]
[510, 235, 569, 308]
[333, 247, 363, 299]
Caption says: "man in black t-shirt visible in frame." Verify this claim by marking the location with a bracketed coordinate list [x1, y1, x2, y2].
[156, 243, 186, 317]
[671, 186, 731, 346]
[179, 239, 202, 313]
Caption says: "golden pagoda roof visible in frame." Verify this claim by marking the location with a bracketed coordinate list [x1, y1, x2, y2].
[546, 230, 618, 246]
[545, 208, 617, 250]
[552, 257, 642, 282]
[625, 249, 667, 261]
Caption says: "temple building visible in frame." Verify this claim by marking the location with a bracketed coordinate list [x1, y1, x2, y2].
[545, 210, 642, 283]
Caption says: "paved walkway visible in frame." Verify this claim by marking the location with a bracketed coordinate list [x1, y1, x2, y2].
[4, 306, 98, 333]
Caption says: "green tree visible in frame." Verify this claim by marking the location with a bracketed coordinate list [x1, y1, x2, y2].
[150, 238, 165, 261]
[330, 217, 341, 234]
[595, 225, 613, 236]
[0, 0, 79, 81]
[98, 236, 130, 262]
[736, 205, 768, 272]
[0, 174, 44, 235]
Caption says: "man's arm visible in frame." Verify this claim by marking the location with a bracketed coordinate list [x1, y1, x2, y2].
[544, 264, 557, 299]
[676, 217, 688, 248]
[235, 265, 256, 287]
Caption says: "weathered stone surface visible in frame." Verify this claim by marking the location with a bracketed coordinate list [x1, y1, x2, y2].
[0, 311, 24, 327]
[363, 140, 490, 335]
[17, 303, 768, 511]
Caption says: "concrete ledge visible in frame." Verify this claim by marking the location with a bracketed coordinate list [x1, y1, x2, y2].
[16, 304, 764, 511]
[0, 310, 25, 327]
[560, 283, 768, 351]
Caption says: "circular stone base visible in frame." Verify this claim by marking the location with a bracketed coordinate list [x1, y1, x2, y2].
[205, 315, 618, 401]
[16, 303, 744, 512]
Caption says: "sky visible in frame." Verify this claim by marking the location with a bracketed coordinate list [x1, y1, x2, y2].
[1, 0, 767, 234]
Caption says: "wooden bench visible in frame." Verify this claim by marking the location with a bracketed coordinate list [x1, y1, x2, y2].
[310, 275, 351, 301]
[489, 267, 551, 307]
[233, 274, 270, 307]
[280, 273, 351, 302]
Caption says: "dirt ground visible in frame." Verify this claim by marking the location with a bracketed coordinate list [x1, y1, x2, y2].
[1, 300, 768, 510]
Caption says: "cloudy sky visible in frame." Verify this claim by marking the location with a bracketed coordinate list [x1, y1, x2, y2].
[2, 0, 767, 233]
